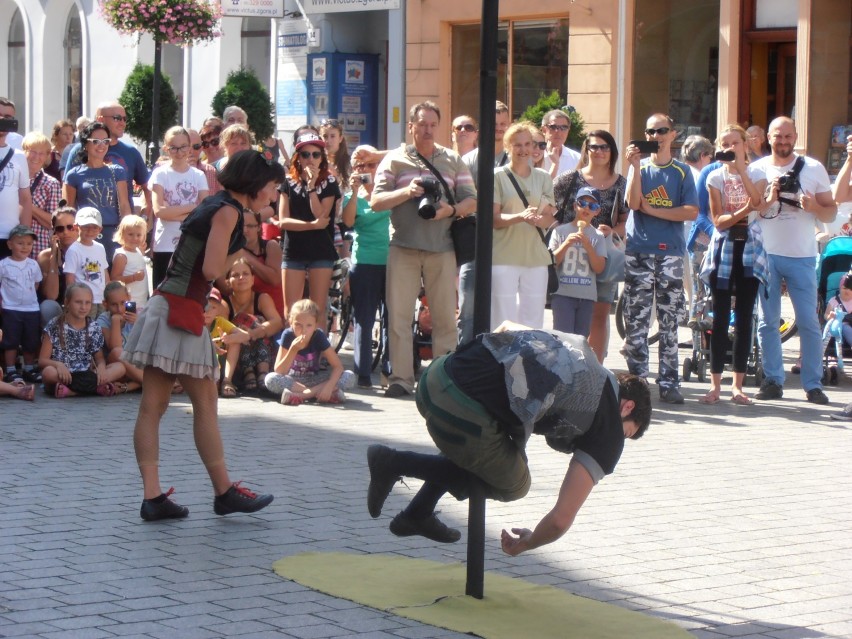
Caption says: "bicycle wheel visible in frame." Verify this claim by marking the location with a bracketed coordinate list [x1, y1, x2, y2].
[371, 302, 385, 372]
[615, 291, 660, 345]
[333, 295, 353, 353]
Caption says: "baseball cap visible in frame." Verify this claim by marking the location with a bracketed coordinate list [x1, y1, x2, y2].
[7, 224, 37, 239]
[575, 186, 600, 203]
[75, 207, 103, 227]
[294, 133, 325, 153]
[208, 287, 223, 303]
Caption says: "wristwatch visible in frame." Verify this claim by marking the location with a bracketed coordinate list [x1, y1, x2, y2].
[451, 205, 457, 218]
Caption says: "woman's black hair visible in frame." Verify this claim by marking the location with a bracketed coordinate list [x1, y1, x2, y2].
[218, 149, 286, 199]
[76, 122, 111, 165]
[579, 129, 619, 174]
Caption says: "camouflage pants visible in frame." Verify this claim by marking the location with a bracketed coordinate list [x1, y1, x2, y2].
[623, 253, 686, 389]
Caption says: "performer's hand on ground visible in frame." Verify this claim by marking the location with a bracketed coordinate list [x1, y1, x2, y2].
[501, 527, 532, 556]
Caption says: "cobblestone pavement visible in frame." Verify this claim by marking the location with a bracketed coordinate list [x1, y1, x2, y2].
[2, 321, 851, 639]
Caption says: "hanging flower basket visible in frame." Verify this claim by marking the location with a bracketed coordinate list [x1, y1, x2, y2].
[99, 0, 222, 46]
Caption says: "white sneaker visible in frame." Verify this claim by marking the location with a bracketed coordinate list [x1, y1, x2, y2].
[342, 331, 355, 351]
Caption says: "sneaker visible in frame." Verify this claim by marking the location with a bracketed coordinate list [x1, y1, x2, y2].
[338, 370, 356, 390]
[686, 316, 699, 330]
[342, 331, 355, 351]
[806, 388, 829, 405]
[21, 369, 42, 384]
[659, 387, 684, 404]
[280, 388, 303, 406]
[3, 370, 22, 384]
[357, 376, 372, 389]
[755, 380, 783, 400]
[367, 444, 400, 518]
[830, 404, 852, 421]
[389, 511, 461, 543]
[213, 482, 274, 516]
[140, 488, 189, 521]
[385, 383, 409, 398]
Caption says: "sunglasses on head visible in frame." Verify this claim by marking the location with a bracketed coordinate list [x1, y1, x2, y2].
[320, 118, 341, 127]
[299, 150, 323, 160]
[54, 223, 76, 233]
[454, 123, 476, 132]
[201, 138, 220, 148]
[645, 127, 671, 136]
[577, 200, 601, 212]
[587, 143, 611, 152]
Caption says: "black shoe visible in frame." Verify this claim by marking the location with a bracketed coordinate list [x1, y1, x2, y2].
[21, 369, 42, 384]
[357, 376, 372, 389]
[384, 383, 409, 398]
[806, 388, 829, 405]
[213, 482, 274, 516]
[755, 381, 783, 400]
[389, 511, 461, 543]
[140, 488, 189, 521]
[367, 445, 400, 518]
[3, 371, 22, 384]
[659, 387, 684, 404]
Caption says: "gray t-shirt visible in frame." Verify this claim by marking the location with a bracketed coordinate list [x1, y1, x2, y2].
[549, 221, 607, 301]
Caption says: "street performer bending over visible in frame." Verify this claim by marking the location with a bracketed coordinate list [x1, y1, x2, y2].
[366, 321, 651, 555]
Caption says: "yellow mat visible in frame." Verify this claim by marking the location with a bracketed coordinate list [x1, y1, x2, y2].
[273, 552, 691, 639]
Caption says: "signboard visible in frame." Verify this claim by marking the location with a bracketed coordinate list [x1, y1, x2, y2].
[220, 0, 284, 19]
[302, 0, 399, 14]
[275, 21, 309, 130]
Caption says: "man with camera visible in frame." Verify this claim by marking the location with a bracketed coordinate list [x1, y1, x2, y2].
[752, 116, 837, 404]
[0, 97, 32, 260]
[370, 101, 477, 398]
[623, 113, 698, 405]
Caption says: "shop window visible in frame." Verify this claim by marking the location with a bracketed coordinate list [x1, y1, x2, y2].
[242, 17, 271, 93]
[8, 8, 25, 123]
[64, 9, 83, 121]
[632, 1, 720, 142]
[451, 18, 568, 123]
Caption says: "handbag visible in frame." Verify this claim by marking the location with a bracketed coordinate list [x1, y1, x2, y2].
[597, 187, 626, 284]
[503, 168, 559, 295]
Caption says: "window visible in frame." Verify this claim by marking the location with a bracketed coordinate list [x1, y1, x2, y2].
[242, 17, 271, 92]
[64, 9, 83, 121]
[8, 8, 25, 123]
[452, 18, 569, 122]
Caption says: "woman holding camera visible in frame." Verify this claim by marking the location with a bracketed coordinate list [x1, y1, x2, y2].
[276, 132, 340, 322]
[341, 146, 391, 388]
[699, 124, 768, 406]
[491, 121, 556, 330]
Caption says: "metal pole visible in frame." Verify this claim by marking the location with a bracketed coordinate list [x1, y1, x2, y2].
[150, 39, 162, 165]
[466, 0, 499, 601]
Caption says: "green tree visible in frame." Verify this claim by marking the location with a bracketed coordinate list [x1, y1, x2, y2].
[119, 63, 179, 151]
[211, 68, 275, 142]
[520, 90, 586, 150]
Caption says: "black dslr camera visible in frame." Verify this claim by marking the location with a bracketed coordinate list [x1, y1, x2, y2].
[777, 170, 801, 194]
[0, 118, 19, 133]
[417, 176, 443, 219]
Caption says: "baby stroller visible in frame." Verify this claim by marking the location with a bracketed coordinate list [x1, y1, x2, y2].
[816, 237, 852, 384]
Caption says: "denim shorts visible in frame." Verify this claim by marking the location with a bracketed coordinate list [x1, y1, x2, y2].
[281, 258, 335, 271]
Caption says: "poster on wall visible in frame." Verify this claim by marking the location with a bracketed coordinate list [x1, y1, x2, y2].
[275, 20, 309, 132]
[302, 0, 399, 13]
[221, 0, 284, 18]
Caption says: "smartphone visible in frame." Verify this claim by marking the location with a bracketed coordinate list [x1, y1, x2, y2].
[357, 173, 372, 185]
[0, 118, 19, 133]
[124, 301, 137, 314]
[629, 140, 660, 154]
[714, 150, 736, 162]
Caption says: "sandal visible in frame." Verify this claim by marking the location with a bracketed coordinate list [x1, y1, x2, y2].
[54, 383, 71, 399]
[699, 391, 720, 405]
[220, 381, 238, 398]
[731, 393, 754, 406]
[242, 370, 258, 392]
[96, 383, 117, 397]
[172, 381, 184, 394]
[15, 384, 35, 401]
[112, 382, 129, 395]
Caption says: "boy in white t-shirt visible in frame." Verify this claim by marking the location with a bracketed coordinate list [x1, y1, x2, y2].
[0, 224, 43, 383]
[63, 206, 109, 315]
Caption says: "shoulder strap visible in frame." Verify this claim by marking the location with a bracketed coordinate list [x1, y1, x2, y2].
[406, 145, 456, 205]
[0, 148, 15, 175]
[30, 170, 44, 195]
[791, 155, 806, 178]
[503, 167, 550, 249]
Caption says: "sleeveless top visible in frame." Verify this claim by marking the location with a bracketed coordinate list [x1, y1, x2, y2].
[114, 247, 149, 307]
[158, 191, 245, 308]
[247, 242, 285, 317]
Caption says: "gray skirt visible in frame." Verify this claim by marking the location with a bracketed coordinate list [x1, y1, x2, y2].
[122, 295, 219, 380]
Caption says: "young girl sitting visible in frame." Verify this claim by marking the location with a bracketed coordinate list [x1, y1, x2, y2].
[39, 282, 127, 398]
[95, 281, 142, 393]
[264, 298, 355, 405]
[0, 329, 34, 400]
[111, 214, 150, 309]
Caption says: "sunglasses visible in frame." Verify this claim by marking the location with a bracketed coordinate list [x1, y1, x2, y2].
[299, 150, 323, 160]
[88, 138, 111, 146]
[545, 124, 570, 132]
[645, 127, 671, 136]
[577, 200, 601, 212]
[587, 143, 611, 152]
[201, 138, 220, 148]
[454, 123, 476, 132]
[191, 143, 203, 151]
[320, 118, 341, 127]
[54, 223, 76, 233]
[108, 115, 127, 122]
[535, 141, 547, 150]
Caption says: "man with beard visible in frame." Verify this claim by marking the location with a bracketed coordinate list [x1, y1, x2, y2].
[752, 116, 836, 404]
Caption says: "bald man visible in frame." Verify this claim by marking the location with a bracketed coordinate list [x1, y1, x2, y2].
[752, 116, 837, 405]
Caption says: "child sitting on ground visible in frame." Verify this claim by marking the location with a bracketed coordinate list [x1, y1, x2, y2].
[95, 281, 142, 393]
[64, 207, 109, 317]
[110, 214, 150, 309]
[0, 225, 44, 384]
[264, 298, 355, 405]
[39, 282, 126, 398]
[0, 329, 34, 400]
